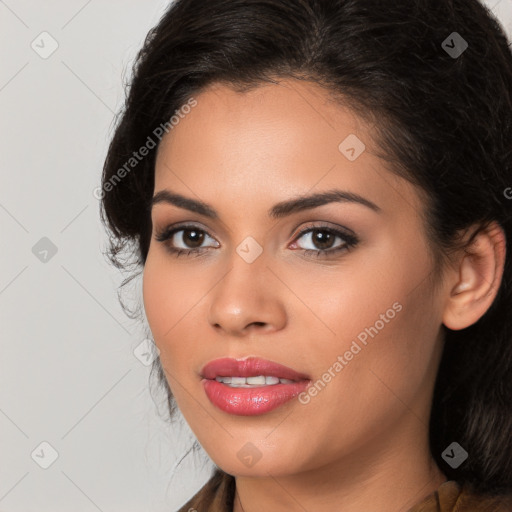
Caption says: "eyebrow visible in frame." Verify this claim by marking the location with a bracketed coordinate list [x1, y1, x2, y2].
[150, 188, 381, 219]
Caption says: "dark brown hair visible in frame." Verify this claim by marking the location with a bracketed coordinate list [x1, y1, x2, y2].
[100, 0, 512, 494]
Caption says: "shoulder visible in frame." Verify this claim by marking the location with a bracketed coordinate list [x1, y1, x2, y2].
[456, 483, 512, 512]
[409, 480, 512, 512]
[176, 474, 512, 512]
[176, 469, 235, 512]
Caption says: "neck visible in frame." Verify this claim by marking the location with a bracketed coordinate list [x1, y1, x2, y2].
[232, 424, 447, 512]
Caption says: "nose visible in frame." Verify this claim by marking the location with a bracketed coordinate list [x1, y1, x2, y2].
[207, 254, 287, 337]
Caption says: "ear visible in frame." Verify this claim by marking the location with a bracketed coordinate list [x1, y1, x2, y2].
[442, 221, 507, 331]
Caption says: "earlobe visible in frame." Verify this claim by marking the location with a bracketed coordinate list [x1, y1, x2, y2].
[442, 221, 506, 331]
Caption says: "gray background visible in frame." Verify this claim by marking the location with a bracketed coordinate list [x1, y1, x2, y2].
[1, 1, 511, 511]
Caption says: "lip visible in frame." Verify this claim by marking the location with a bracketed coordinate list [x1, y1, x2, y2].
[201, 357, 311, 416]
[201, 356, 310, 381]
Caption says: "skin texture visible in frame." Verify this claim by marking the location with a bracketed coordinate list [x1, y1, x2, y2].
[142, 78, 506, 512]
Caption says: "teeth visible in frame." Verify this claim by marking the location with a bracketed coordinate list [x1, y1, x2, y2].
[214, 375, 296, 387]
[247, 376, 266, 385]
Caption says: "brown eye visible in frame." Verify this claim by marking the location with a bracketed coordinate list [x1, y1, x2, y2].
[155, 224, 219, 256]
[180, 228, 205, 248]
[308, 229, 336, 250]
[291, 225, 359, 259]
[295, 228, 352, 251]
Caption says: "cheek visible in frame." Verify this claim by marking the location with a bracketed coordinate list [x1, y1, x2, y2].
[292, 294, 440, 465]
[142, 253, 185, 342]
[297, 242, 440, 407]
[142, 254, 207, 373]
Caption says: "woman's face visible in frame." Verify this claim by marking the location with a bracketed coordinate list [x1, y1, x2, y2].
[143, 79, 448, 478]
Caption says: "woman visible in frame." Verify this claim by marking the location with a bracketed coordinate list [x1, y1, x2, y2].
[99, 0, 512, 510]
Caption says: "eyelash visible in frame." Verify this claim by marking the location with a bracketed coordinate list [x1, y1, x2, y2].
[154, 223, 359, 259]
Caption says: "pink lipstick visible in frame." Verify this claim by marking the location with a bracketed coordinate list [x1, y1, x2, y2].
[201, 357, 311, 416]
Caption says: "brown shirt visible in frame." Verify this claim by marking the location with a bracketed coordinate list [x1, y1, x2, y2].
[176, 469, 512, 511]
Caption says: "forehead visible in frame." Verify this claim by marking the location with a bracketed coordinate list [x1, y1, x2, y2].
[153, 79, 423, 219]
[155, 79, 365, 171]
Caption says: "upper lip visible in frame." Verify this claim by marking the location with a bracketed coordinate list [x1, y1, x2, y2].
[201, 357, 310, 381]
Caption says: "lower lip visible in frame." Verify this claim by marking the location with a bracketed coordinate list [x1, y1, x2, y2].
[202, 378, 310, 416]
